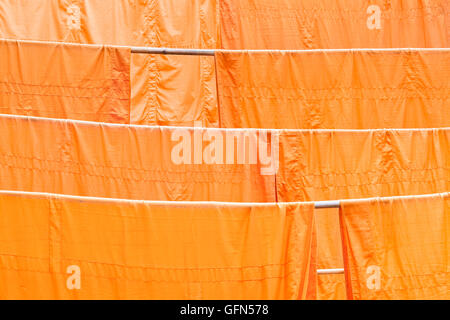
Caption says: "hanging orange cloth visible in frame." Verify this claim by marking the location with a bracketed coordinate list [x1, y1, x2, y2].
[216, 50, 450, 129]
[130, 0, 219, 127]
[130, 53, 218, 127]
[0, 191, 316, 300]
[0, 0, 219, 126]
[340, 192, 450, 300]
[315, 208, 347, 300]
[277, 128, 449, 202]
[277, 128, 449, 299]
[0, 39, 131, 123]
[0, 114, 276, 202]
[219, 0, 449, 49]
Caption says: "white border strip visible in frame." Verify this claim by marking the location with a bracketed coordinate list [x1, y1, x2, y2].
[0, 190, 447, 208]
[1, 113, 449, 134]
[1, 38, 449, 55]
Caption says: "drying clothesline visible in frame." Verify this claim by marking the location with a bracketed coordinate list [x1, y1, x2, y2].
[2, 190, 445, 214]
[2, 113, 448, 134]
[2, 38, 449, 56]
[0, 189, 340, 209]
[1, 190, 447, 277]
[1, 38, 447, 281]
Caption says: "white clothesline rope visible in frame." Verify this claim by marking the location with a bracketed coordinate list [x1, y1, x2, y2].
[2, 114, 449, 135]
[1, 38, 449, 55]
[0, 189, 340, 208]
[0, 189, 447, 210]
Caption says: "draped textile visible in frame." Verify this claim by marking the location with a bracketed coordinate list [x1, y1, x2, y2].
[0, 115, 276, 202]
[277, 128, 449, 299]
[0, 39, 130, 123]
[0, 0, 219, 126]
[0, 191, 316, 299]
[340, 193, 449, 300]
[216, 50, 450, 129]
[219, 0, 449, 49]
[130, 0, 219, 126]
[277, 128, 449, 202]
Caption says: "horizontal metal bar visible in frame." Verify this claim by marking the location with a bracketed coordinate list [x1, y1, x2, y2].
[317, 268, 345, 275]
[131, 47, 215, 56]
[314, 200, 341, 209]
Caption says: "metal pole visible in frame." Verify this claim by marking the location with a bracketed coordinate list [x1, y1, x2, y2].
[317, 268, 345, 275]
[314, 200, 340, 209]
[131, 47, 215, 56]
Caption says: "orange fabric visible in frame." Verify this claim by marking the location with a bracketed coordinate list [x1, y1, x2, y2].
[0, 0, 219, 126]
[316, 209, 347, 300]
[0, 0, 135, 44]
[0, 115, 275, 202]
[317, 274, 347, 300]
[219, 0, 449, 49]
[130, 54, 218, 126]
[277, 129, 449, 202]
[130, 0, 219, 126]
[0, 39, 130, 123]
[340, 193, 450, 300]
[216, 50, 450, 129]
[0, 191, 316, 300]
[277, 128, 449, 299]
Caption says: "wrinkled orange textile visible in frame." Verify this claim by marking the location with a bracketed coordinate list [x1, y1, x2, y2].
[0, 39, 130, 123]
[340, 193, 450, 300]
[216, 50, 450, 129]
[0, 0, 135, 44]
[219, 0, 449, 49]
[0, 0, 219, 126]
[277, 128, 449, 299]
[130, 53, 218, 126]
[130, 0, 219, 126]
[0, 191, 316, 300]
[315, 209, 347, 300]
[277, 129, 449, 202]
[0, 115, 275, 202]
